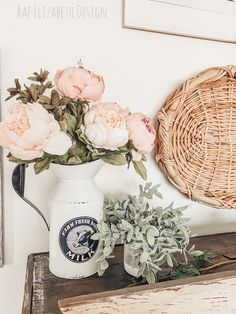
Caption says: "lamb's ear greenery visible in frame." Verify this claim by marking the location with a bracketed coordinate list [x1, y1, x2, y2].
[92, 182, 209, 284]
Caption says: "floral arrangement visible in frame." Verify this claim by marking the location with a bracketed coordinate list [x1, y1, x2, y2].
[0, 66, 156, 178]
[92, 183, 208, 284]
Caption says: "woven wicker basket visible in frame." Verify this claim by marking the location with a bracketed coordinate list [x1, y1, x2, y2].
[156, 65, 236, 209]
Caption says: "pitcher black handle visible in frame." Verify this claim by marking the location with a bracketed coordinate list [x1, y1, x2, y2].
[12, 164, 50, 231]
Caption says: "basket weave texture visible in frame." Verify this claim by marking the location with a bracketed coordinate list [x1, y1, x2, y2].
[156, 65, 236, 209]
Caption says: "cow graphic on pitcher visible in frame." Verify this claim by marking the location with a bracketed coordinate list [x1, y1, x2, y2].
[59, 216, 99, 264]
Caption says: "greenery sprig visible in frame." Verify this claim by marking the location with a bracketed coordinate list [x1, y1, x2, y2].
[92, 183, 208, 284]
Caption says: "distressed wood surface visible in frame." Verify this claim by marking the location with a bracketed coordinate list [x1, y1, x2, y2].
[59, 271, 236, 314]
[22, 254, 34, 314]
[23, 233, 236, 314]
[0, 148, 4, 268]
[22, 246, 131, 314]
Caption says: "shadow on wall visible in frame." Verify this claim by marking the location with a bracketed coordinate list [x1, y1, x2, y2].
[189, 204, 236, 236]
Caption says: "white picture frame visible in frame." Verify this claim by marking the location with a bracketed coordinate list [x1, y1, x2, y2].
[0, 148, 3, 267]
[123, 0, 236, 44]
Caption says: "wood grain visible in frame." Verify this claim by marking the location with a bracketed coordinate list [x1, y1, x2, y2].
[22, 233, 236, 314]
[22, 255, 34, 314]
[22, 247, 131, 314]
[59, 271, 236, 314]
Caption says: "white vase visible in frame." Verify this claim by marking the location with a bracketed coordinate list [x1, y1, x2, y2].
[124, 242, 139, 277]
[49, 160, 104, 279]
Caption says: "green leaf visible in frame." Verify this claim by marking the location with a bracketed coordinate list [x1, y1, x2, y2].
[58, 120, 67, 133]
[189, 250, 203, 257]
[7, 87, 18, 93]
[154, 190, 163, 199]
[51, 90, 61, 107]
[38, 95, 51, 105]
[34, 157, 52, 174]
[68, 144, 88, 158]
[147, 230, 155, 247]
[193, 251, 212, 268]
[28, 69, 49, 83]
[41, 70, 49, 82]
[97, 265, 105, 276]
[146, 270, 156, 284]
[100, 259, 109, 271]
[148, 226, 159, 237]
[189, 245, 195, 252]
[55, 107, 63, 120]
[140, 252, 150, 263]
[102, 154, 127, 166]
[175, 206, 188, 211]
[59, 96, 71, 107]
[14, 79, 21, 89]
[137, 262, 146, 277]
[120, 219, 133, 231]
[63, 113, 77, 134]
[170, 263, 200, 280]
[103, 246, 112, 257]
[132, 161, 147, 180]
[100, 222, 110, 232]
[145, 182, 152, 190]
[30, 84, 39, 101]
[167, 254, 173, 268]
[67, 156, 82, 165]
[42, 104, 54, 110]
[95, 255, 105, 263]
[130, 242, 143, 250]
[75, 129, 92, 147]
[67, 102, 84, 117]
[27, 76, 38, 82]
[44, 81, 53, 89]
[8, 154, 25, 164]
[5, 95, 16, 101]
[127, 229, 133, 242]
[56, 154, 69, 163]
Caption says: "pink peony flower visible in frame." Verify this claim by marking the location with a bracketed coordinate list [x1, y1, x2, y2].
[126, 113, 156, 154]
[0, 102, 72, 160]
[84, 102, 129, 150]
[54, 66, 105, 101]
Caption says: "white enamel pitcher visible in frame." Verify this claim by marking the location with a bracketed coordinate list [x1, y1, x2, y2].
[12, 160, 104, 279]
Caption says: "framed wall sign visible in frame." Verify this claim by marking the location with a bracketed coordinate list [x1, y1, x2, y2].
[0, 147, 3, 267]
[123, 0, 236, 43]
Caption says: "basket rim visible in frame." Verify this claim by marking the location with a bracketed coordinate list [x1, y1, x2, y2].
[156, 65, 236, 209]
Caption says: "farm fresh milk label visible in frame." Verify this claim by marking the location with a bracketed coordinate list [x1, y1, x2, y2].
[59, 216, 99, 263]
